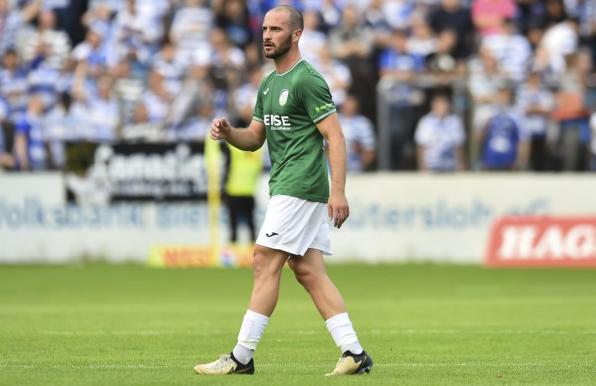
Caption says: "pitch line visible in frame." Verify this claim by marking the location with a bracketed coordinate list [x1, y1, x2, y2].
[34, 329, 596, 336]
[0, 363, 592, 370]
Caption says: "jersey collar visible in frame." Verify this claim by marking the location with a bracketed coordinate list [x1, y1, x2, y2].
[275, 59, 305, 76]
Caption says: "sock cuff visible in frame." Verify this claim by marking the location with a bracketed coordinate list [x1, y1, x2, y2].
[245, 309, 269, 324]
[325, 312, 350, 329]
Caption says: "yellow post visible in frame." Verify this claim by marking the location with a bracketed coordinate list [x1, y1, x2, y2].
[204, 137, 222, 266]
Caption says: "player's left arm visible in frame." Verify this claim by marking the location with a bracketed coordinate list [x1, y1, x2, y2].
[317, 113, 349, 229]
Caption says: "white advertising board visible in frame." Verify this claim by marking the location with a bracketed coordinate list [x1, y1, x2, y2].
[0, 172, 594, 263]
[329, 173, 596, 263]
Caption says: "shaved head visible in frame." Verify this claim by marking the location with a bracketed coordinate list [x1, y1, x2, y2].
[269, 5, 303, 31]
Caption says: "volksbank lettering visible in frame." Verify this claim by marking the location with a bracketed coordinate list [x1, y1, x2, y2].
[0, 198, 210, 230]
[0, 196, 550, 232]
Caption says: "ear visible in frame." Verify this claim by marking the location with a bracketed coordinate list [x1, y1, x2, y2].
[293, 29, 302, 43]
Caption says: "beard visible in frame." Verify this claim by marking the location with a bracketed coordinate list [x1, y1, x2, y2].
[263, 34, 292, 59]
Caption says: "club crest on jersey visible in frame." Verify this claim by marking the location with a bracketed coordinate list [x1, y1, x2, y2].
[279, 89, 289, 106]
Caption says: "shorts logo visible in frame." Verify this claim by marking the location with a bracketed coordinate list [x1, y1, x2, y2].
[279, 89, 289, 106]
[265, 232, 279, 238]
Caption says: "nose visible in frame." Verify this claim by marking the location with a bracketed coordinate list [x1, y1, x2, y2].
[263, 28, 271, 40]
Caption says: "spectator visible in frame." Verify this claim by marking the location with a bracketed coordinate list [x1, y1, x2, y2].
[317, 0, 341, 32]
[19, 9, 70, 70]
[213, 0, 253, 50]
[45, 91, 87, 167]
[72, 25, 109, 77]
[27, 43, 61, 111]
[232, 66, 262, 127]
[516, 72, 554, 171]
[382, 0, 415, 31]
[379, 28, 426, 170]
[363, 0, 391, 34]
[407, 13, 437, 58]
[550, 53, 591, 171]
[429, 0, 474, 59]
[575, 0, 596, 59]
[338, 95, 376, 172]
[544, 0, 568, 25]
[152, 41, 186, 97]
[0, 0, 41, 55]
[471, 0, 516, 37]
[14, 95, 47, 170]
[142, 70, 173, 125]
[0, 125, 15, 170]
[329, 6, 373, 64]
[169, 0, 213, 66]
[476, 87, 530, 170]
[467, 46, 507, 133]
[111, 0, 162, 67]
[172, 102, 213, 142]
[379, 29, 425, 80]
[81, 4, 116, 57]
[121, 102, 163, 142]
[0, 103, 15, 169]
[590, 111, 596, 171]
[425, 30, 462, 80]
[206, 27, 245, 93]
[314, 47, 352, 108]
[415, 94, 465, 172]
[515, 0, 548, 34]
[329, 5, 375, 117]
[299, 9, 327, 66]
[539, 17, 580, 74]
[0, 48, 28, 124]
[482, 18, 532, 82]
[73, 72, 119, 142]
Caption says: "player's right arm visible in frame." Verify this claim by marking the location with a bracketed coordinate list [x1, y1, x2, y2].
[210, 118, 265, 152]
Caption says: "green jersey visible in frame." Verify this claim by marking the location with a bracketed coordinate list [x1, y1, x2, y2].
[253, 59, 336, 203]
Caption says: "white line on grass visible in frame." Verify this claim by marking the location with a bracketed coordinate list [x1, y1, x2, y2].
[0, 363, 592, 370]
[35, 329, 596, 336]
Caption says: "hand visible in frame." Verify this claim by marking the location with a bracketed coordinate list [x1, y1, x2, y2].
[328, 191, 349, 229]
[210, 118, 232, 141]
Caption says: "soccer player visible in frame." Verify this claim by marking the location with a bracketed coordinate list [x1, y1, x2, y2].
[194, 5, 373, 377]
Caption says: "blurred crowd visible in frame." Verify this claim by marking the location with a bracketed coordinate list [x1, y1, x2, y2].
[0, 0, 594, 173]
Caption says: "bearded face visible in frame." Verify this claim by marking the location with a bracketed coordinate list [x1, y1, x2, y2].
[263, 32, 293, 59]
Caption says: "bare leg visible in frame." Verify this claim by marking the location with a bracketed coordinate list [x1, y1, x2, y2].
[247, 244, 289, 316]
[194, 244, 289, 374]
[287, 248, 346, 320]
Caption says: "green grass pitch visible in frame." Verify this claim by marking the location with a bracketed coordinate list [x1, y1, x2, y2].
[1, 264, 595, 385]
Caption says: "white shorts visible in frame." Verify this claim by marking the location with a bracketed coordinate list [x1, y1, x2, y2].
[256, 195, 331, 256]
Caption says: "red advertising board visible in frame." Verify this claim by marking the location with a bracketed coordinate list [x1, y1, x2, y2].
[485, 216, 596, 267]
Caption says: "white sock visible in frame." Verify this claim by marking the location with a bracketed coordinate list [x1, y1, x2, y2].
[325, 312, 363, 355]
[232, 309, 269, 364]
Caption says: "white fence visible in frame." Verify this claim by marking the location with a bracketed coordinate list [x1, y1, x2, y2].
[1, 172, 595, 264]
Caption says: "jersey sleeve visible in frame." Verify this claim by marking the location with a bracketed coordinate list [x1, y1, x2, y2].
[299, 74, 337, 123]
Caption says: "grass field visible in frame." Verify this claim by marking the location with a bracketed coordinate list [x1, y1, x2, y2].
[1, 264, 595, 385]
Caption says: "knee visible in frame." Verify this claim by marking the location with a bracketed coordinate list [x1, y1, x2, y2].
[252, 245, 281, 279]
[291, 262, 318, 289]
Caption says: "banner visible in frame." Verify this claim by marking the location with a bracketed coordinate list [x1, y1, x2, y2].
[327, 173, 596, 263]
[1, 173, 595, 264]
[148, 244, 254, 268]
[64, 142, 228, 203]
[485, 216, 596, 267]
